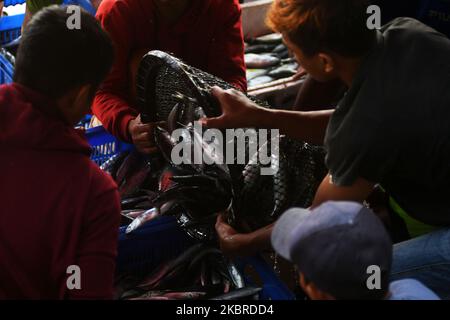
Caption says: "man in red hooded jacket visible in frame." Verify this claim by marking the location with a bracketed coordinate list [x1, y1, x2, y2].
[93, 0, 247, 153]
[0, 6, 119, 299]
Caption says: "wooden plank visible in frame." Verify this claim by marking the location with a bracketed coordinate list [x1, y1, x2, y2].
[241, 0, 273, 39]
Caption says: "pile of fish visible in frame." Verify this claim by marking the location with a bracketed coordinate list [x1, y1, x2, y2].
[245, 33, 299, 88]
[101, 49, 327, 240]
[98, 51, 327, 300]
[115, 243, 262, 300]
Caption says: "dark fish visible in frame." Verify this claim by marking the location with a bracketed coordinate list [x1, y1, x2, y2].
[100, 151, 130, 178]
[272, 43, 287, 54]
[210, 287, 262, 300]
[154, 126, 179, 165]
[276, 49, 290, 60]
[121, 209, 146, 219]
[130, 290, 206, 300]
[115, 151, 154, 198]
[248, 33, 283, 45]
[200, 259, 208, 287]
[115, 151, 141, 185]
[245, 53, 280, 69]
[121, 195, 151, 210]
[246, 68, 268, 81]
[167, 102, 181, 134]
[245, 44, 277, 54]
[268, 63, 298, 79]
[187, 247, 222, 272]
[163, 292, 206, 300]
[138, 243, 205, 289]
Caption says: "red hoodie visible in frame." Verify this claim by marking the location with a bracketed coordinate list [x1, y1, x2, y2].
[93, 0, 247, 142]
[0, 84, 121, 299]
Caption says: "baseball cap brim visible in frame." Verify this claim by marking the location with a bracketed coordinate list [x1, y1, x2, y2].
[271, 207, 310, 261]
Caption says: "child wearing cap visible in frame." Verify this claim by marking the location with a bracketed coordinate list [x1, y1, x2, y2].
[271, 202, 439, 300]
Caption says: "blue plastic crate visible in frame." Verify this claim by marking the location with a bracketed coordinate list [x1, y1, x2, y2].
[117, 216, 197, 276]
[0, 0, 25, 45]
[0, 52, 14, 84]
[4, 0, 26, 5]
[0, 13, 23, 46]
[86, 125, 133, 166]
[116, 216, 295, 300]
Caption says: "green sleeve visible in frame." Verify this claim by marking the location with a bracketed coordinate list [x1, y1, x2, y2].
[26, 0, 64, 14]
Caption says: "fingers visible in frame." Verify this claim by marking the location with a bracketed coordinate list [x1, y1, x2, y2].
[210, 86, 226, 100]
[199, 115, 226, 128]
[211, 86, 244, 105]
[292, 67, 307, 80]
[215, 212, 225, 227]
[130, 115, 163, 154]
[215, 213, 236, 238]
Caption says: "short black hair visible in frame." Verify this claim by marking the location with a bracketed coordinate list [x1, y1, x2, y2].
[14, 5, 113, 98]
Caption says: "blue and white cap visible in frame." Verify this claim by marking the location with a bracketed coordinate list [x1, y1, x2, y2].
[271, 201, 393, 299]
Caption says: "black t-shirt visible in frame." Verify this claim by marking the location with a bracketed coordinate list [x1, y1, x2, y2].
[372, 0, 422, 24]
[325, 18, 450, 226]
[373, 0, 450, 37]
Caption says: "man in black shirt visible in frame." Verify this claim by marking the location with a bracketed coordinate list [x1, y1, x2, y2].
[201, 0, 450, 298]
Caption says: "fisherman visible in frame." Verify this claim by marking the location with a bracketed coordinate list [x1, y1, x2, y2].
[271, 201, 439, 300]
[202, 0, 450, 299]
[92, 0, 247, 154]
[0, 6, 119, 299]
[293, 0, 450, 112]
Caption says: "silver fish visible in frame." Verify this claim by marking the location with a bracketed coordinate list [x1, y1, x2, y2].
[125, 207, 160, 234]
[245, 53, 280, 69]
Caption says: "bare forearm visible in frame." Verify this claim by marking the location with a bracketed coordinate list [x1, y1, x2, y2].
[256, 108, 334, 145]
[312, 174, 375, 209]
[247, 223, 274, 253]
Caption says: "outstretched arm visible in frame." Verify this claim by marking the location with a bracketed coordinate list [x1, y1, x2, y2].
[215, 175, 375, 257]
[200, 87, 333, 145]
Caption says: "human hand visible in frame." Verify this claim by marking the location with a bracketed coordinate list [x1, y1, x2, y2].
[199, 86, 269, 129]
[128, 114, 159, 154]
[215, 213, 257, 258]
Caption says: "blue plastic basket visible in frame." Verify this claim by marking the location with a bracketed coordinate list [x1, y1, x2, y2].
[1, 0, 25, 45]
[117, 216, 197, 276]
[0, 51, 13, 84]
[116, 216, 295, 300]
[86, 126, 133, 166]
[86, 129, 294, 300]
